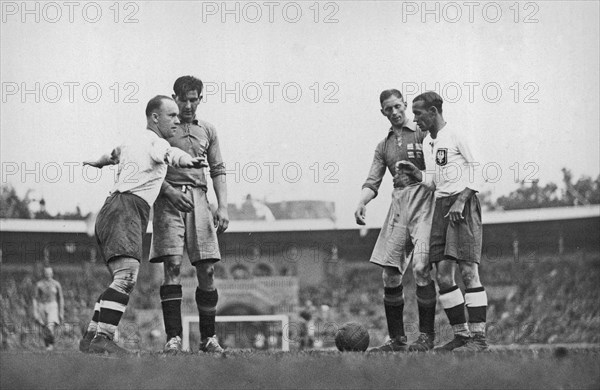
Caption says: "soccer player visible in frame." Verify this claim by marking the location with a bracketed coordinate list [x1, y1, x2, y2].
[32, 266, 64, 351]
[78, 95, 207, 356]
[149, 75, 228, 354]
[355, 89, 437, 352]
[413, 91, 489, 352]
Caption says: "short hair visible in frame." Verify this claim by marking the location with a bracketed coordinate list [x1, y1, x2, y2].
[173, 75, 204, 98]
[413, 91, 443, 114]
[379, 89, 403, 105]
[145, 95, 172, 117]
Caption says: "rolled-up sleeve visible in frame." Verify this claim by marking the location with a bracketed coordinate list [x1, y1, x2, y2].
[206, 126, 226, 178]
[361, 141, 386, 197]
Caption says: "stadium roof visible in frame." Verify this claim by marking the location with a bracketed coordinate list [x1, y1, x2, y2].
[1, 205, 598, 234]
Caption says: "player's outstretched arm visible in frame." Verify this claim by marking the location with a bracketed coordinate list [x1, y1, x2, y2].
[83, 148, 120, 168]
[178, 154, 208, 169]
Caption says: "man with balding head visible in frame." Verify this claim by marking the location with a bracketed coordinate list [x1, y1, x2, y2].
[78, 95, 207, 356]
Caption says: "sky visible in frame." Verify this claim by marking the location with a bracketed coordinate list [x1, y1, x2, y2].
[1, 0, 599, 227]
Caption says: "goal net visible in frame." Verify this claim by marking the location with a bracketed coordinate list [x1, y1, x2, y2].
[182, 314, 290, 351]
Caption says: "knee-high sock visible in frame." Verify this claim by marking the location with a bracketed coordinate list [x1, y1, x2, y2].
[384, 285, 405, 340]
[439, 285, 469, 338]
[416, 282, 437, 335]
[97, 288, 129, 340]
[465, 286, 487, 335]
[160, 285, 183, 339]
[196, 288, 218, 340]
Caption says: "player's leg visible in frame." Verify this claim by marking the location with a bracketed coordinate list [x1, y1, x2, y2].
[451, 194, 487, 352]
[186, 188, 223, 353]
[407, 189, 437, 352]
[408, 242, 437, 351]
[369, 191, 410, 352]
[149, 193, 186, 353]
[428, 195, 470, 351]
[159, 255, 184, 353]
[453, 262, 488, 351]
[435, 259, 471, 351]
[194, 261, 223, 352]
[89, 256, 139, 356]
[43, 303, 59, 351]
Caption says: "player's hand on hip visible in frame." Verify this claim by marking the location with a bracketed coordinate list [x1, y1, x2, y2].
[165, 189, 194, 213]
[445, 199, 466, 223]
[215, 206, 229, 234]
[354, 205, 366, 225]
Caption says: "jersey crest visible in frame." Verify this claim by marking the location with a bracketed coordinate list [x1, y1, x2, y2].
[436, 148, 448, 166]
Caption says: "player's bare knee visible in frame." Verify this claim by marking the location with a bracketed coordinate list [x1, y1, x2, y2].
[195, 263, 215, 289]
[460, 268, 481, 288]
[164, 260, 182, 285]
[382, 267, 402, 287]
[413, 262, 431, 285]
[435, 272, 454, 290]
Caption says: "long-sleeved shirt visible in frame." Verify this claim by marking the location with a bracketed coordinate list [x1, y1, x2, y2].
[362, 121, 427, 197]
[423, 124, 483, 198]
[162, 119, 226, 191]
[109, 128, 189, 206]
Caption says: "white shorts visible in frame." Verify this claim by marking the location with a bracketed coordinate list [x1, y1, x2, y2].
[39, 302, 59, 325]
[370, 184, 434, 274]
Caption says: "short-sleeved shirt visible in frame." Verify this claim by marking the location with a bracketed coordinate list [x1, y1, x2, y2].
[423, 125, 482, 198]
[362, 121, 427, 197]
[35, 279, 61, 304]
[163, 119, 226, 191]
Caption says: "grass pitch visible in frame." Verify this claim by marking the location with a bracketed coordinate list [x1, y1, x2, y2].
[1, 347, 599, 389]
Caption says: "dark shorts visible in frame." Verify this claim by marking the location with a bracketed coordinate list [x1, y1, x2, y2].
[430, 193, 482, 264]
[95, 192, 150, 263]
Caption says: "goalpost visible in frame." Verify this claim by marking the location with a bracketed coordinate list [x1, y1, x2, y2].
[182, 314, 290, 351]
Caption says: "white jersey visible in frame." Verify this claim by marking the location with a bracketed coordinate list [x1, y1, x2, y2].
[109, 129, 188, 206]
[423, 124, 482, 198]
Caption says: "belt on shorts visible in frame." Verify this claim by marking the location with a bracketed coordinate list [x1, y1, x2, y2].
[170, 184, 205, 194]
[171, 184, 191, 193]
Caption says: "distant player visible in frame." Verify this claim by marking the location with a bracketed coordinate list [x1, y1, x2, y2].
[78, 95, 207, 355]
[33, 266, 64, 351]
[149, 75, 229, 354]
[414, 91, 489, 352]
[355, 89, 437, 352]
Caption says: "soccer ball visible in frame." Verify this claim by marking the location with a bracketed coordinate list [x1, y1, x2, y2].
[335, 322, 370, 352]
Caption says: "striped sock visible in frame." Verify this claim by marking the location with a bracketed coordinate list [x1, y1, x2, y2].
[196, 288, 218, 340]
[97, 288, 129, 340]
[416, 282, 437, 335]
[86, 294, 103, 334]
[384, 285, 405, 340]
[160, 285, 183, 339]
[465, 286, 487, 335]
[439, 285, 469, 338]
